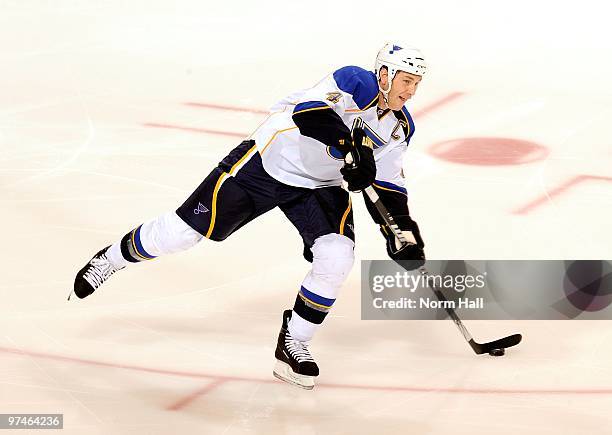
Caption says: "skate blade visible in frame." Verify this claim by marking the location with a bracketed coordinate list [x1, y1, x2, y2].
[273, 361, 315, 390]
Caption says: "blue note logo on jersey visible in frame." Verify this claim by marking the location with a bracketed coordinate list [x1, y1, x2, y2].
[389, 45, 403, 54]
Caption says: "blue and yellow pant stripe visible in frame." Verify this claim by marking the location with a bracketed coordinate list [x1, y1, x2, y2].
[299, 286, 336, 312]
[204, 143, 257, 239]
[120, 224, 156, 263]
[294, 286, 336, 325]
[339, 196, 352, 236]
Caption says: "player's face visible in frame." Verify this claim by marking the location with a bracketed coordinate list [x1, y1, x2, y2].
[387, 71, 422, 110]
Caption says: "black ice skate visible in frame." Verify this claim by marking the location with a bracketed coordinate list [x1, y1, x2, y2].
[273, 310, 319, 390]
[70, 246, 124, 300]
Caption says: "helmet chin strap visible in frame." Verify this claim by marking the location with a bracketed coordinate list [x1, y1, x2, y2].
[377, 67, 393, 109]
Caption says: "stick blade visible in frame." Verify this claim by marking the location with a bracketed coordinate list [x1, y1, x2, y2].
[469, 334, 522, 355]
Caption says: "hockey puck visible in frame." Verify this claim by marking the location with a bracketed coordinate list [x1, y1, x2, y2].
[489, 348, 505, 357]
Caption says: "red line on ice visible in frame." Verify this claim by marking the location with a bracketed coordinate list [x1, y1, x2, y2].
[3, 345, 612, 401]
[184, 93, 464, 119]
[143, 122, 248, 138]
[166, 379, 227, 411]
[513, 174, 612, 214]
[145, 93, 463, 139]
[184, 102, 269, 115]
[413, 92, 464, 118]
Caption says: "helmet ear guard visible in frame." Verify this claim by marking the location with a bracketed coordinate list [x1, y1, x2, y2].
[375, 42, 427, 104]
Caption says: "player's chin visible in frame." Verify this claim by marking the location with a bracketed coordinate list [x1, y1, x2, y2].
[389, 98, 405, 110]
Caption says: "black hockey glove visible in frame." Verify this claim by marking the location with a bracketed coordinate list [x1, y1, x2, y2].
[383, 215, 425, 270]
[340, 127, 376, 192]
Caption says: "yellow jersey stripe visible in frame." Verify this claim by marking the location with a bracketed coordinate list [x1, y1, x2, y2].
[373, 182, 407, 196]
[345, 95, 379, 113]
[260, 126, 298, 155]
[346, 96, 381, 113]
[363, 93, 379, 110]
[244, 110, 283, 141]
[205, 172, 228, 238]
[292, 106, 331, 115]
[400, 109, 411, 137]
[378, 110, 392, 121]
[339, 196, 352, 235]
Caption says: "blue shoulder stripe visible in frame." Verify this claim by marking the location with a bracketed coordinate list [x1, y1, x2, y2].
[373, 180, 407, 195]
[401, 106, 415, 142]
[294, 101, 330, 115]
[333, 66, 379, 110]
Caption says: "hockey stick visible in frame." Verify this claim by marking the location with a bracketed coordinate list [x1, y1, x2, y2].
[362, 185, 522, 355]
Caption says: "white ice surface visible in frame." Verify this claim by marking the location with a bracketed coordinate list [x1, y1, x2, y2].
[1, 1, 612, 434]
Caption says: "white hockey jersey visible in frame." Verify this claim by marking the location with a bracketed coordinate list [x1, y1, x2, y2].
[252, 66, 415, 195]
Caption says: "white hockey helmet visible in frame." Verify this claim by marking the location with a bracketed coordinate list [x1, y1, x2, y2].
[375, 43, 427, 95]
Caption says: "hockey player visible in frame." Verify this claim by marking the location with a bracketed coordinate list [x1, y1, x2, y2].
[72, 42, 427, 390]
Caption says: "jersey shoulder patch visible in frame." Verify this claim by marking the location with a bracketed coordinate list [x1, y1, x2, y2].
[332, 66, 379, 111]
[392, 106, 415, 143]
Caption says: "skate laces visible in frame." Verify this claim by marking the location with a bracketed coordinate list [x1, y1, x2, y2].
[83, 254, 119, 289]
[285, 332, 315, 363]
